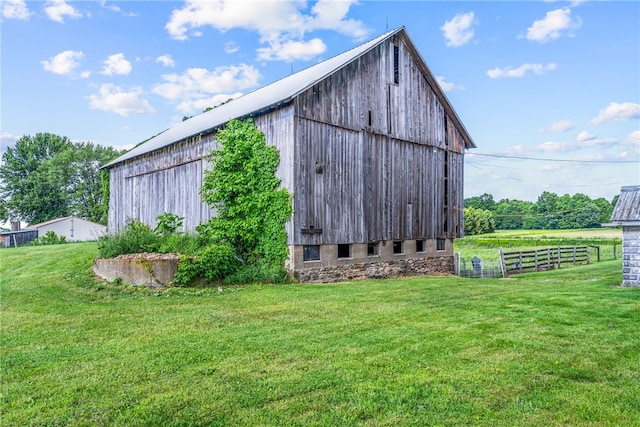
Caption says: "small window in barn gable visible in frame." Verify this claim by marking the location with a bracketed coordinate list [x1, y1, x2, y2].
[303, 245, 320, 261]
[338, 244, 351, 259]
[393, 240, 403, 254]
[367, 242, 379, 256]
[393, 44, 399, 84]
[416, 239, 425, 253]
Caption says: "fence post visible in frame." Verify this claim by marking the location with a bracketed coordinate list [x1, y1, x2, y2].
[499, 247, 506, 278]
[613, 243, 617, 260]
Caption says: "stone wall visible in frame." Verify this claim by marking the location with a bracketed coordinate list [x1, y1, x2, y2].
[622, 226, 640, 287]
[293, 256, 454, 283]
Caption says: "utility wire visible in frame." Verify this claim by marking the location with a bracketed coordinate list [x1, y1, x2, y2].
[468, 152, 638, 164]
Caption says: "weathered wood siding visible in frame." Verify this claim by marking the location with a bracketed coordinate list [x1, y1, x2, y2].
[108, 106, 295, 238]
[292, 37, 468, 245]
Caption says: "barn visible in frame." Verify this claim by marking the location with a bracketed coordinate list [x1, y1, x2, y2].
[607, 186, 640, 287]
[104, 27, 476, 282]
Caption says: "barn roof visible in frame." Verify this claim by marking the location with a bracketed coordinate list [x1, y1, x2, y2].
[105, 27, 475, 168]
[609, 185, 640, 224]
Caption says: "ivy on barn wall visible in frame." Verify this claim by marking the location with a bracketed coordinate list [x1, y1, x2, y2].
[200, 119, 292, 268]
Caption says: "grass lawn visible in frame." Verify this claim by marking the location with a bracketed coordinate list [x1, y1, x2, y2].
[1, 242, 639, 426]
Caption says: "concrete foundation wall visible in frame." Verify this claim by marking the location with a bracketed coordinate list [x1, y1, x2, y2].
[622, 226, 640, 287]
[93, 256, 179, 287]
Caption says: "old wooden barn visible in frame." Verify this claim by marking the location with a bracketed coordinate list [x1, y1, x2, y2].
[104, 27, 476, 282]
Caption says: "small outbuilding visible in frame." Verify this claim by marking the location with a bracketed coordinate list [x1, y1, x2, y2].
[606, 185, 640, 287]
[26, 216, 107, 242]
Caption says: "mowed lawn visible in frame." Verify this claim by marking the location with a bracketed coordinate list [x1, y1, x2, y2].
[1, 243, 639, 426]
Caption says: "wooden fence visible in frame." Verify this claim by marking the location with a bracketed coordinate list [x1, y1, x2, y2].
[499, 246, 591, 276]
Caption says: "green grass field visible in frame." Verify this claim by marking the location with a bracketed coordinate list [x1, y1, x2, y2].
[456, 228, 623, 262]
[1, 239, 638, 426]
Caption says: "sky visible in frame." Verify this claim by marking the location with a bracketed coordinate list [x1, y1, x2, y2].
[1, 0, 639, 203]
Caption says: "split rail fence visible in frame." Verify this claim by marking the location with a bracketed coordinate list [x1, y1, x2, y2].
[499, 246, 591, 277]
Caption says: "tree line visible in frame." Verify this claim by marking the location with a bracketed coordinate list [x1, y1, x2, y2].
[464, 192, 618, 235]
[0, 133, 124, 225]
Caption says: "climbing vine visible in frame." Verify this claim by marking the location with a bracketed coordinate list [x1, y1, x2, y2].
[200, 119, 292, 268]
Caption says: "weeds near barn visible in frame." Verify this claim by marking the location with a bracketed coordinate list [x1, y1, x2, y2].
[1, 242, 639, 426]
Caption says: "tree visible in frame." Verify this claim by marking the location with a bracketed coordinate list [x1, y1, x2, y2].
[68, 143, 123, 223]
[0, 133, 123, 224]
[200, 119, 292, 267]
[465, 193, 496, 212]
[464, 207, 496, 235]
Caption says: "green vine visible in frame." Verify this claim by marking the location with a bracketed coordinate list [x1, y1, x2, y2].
[199, 119, 292, 268]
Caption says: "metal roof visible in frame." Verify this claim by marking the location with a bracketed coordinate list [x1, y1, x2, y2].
[104, 26, 474, 168]
[610, 185, 640, 223]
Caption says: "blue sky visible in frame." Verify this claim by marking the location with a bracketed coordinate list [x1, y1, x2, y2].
[1, 0, 638, 202]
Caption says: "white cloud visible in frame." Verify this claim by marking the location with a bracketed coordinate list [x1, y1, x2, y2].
[164, 0, 369, 62]
[526, 8, 582, 43]
[2, 0, 30, 20]
[625, 130, 640, 147]
[45, 0, 82, 23]
[100, 53, 132, 75]
[87, 84, 155, 116]
[224, 41, 240, 54]
[257, 38, 326, 62]
[436, 76, 463, 92]
[98, 0, 136, 17]
[177, 92, 244, 114]
[0, 132, 19, 154]
[156, 54, 175, 68]
[152, 64, 260, 112]
[591, 102, 640, 125]
[41, 50, 88, 77]
[440, 11, 475, 47]
[544, 119, 574, 132]
[620, 131, 640, 159]
[487, 62, 556, 78]
[576, 130, 596, 141]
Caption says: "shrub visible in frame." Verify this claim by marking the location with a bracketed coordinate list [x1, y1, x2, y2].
[157, 232, 210, 255]
[31, 230, 67, 246]
[154, 213, 184, 237]
[97, 219, 159, 258]
[172, 243, 240, 286]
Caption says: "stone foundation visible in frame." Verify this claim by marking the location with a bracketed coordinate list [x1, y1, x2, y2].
[293, 256, 454, 283]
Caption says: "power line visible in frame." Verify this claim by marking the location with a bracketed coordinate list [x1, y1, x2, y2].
[468, 152, 638, 164]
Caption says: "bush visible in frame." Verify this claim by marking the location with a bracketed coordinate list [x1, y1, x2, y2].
[154, 212, 183, 237]
[97, 219, 159, 258]
[31, 231, 67, 246]
[172, 243, 240, 286]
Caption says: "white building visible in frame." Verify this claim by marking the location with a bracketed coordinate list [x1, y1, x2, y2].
[27, 217, 106, 242]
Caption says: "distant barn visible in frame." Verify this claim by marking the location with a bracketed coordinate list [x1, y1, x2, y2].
[607, 185, 640, 287]
[104, 27, 476, 282]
